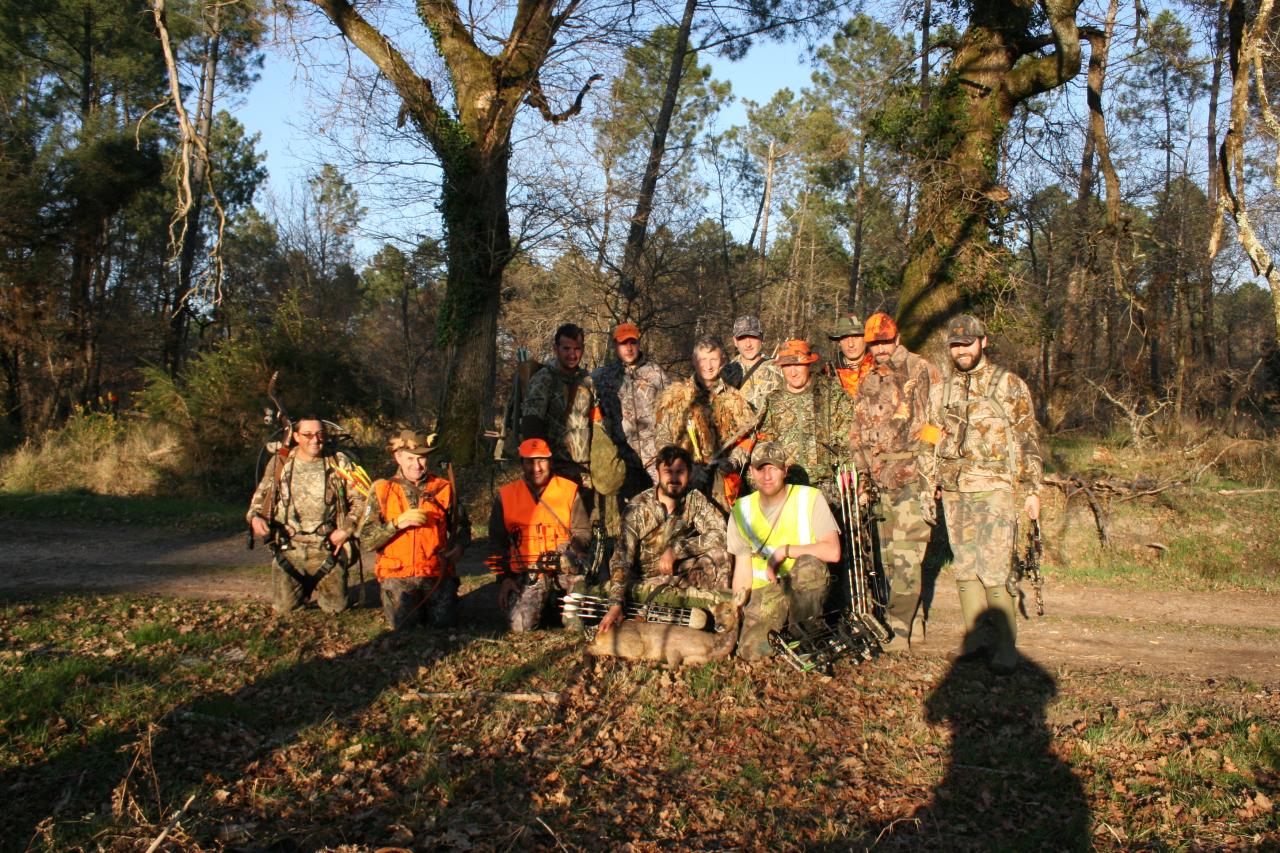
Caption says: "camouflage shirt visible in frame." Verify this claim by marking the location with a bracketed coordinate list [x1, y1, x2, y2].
[757, 375, 856, 486]
[607, 486, 728, 604]
[921, 357, 1043, 494]
[724, 355, 784, 412]
[246, 450, 358, 541]
[592, 356, 671, 476]
[851, 345, 939, 491]
[522, 365, 596, 466]
[655, 377, 756, 467]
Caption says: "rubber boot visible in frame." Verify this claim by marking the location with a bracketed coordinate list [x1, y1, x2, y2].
[984, 583, 1019, 674]
[948, 579, 989, 662]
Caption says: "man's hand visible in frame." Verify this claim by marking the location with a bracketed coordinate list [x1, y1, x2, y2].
[598, 604, 625, 634]
[395, 509, 428, 529]
[765, 545, 790, 581]
[1024, 493, 1040, 521]
[250, 515, 270, 540]
[658, 548, 676, 576]
[498, 576, 520, 611]
[328, 528, 351, 554]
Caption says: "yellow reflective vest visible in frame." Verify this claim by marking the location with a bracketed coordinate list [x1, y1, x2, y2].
[732, 485, 821, 589]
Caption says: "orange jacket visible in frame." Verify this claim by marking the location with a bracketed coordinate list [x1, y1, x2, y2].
[498, 476, 579, 571]
[373, 476, 453, 580]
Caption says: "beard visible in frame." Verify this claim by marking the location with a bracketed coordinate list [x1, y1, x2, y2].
[660, 480, 686, 500]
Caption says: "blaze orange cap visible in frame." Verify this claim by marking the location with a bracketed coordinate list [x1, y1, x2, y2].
[612, 322, 641, 343]
[774, 338, 820, 366]
[864, 312, 898, 343]
[518, 438, 553, 459]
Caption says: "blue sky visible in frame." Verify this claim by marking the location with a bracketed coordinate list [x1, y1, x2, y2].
[235, 35, 817, 253]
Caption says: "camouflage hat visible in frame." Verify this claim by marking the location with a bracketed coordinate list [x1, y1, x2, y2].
[774, 338, 820, 366]
[827, 315, 864, 340]
[864, 312, 898, 343]
[732, 315, 764, 339]
[750, 440, 789, 469]
[945, 314, 987, 345]
[389, 429, 437, 456]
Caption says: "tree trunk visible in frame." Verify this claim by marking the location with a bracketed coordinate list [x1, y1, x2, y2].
[759, 139, 776, 285]
[168, 3, 222, 377]
[1203, 1, 1227, 363]
[896, 0, 1083, 357]
[849, 132, 866, 313]
[618, 0, 699, 312]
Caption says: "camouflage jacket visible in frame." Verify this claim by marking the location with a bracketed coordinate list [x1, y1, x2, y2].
[522, 364, 596, 466]
[246, 450, 358, 541]
[851, 345, 939, 491]
[607, 486, 728, 604]
[655, 377, 756, 467]
[920, 357, 1043, 494]
[757, 376, 856, 485]
[724, 354, 783, 412]
[592, 356, 671, 476]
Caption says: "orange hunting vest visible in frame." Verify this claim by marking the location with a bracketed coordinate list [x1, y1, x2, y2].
[498, 476, 579, 571]
[373, 477, 452, 580]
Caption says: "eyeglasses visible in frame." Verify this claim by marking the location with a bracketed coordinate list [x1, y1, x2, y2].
[296, 431, 325, 440]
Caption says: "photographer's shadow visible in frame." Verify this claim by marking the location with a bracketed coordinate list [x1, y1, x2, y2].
[874, 651, 1091, 851]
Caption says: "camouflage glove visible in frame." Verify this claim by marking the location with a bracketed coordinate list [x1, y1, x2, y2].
[919, 489, 938, 526]
[395, 509, 428, 529]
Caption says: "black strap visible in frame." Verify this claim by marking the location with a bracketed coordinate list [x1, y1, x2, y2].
[739, 356, 768, 387]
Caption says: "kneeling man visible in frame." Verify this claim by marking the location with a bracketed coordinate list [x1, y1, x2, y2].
[598, 444, 733, 634]
[729, 441, 840, 659]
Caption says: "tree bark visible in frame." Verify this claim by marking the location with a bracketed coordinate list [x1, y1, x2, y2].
[307, 0, 593, 462]
[896, 0, 1084, 356]
[617, 0, 699, 313]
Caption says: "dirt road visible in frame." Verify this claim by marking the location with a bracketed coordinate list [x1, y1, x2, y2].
[3, 518, 1277, 682]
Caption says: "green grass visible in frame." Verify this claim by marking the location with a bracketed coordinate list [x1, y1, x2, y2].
[0, 491, 244, 531]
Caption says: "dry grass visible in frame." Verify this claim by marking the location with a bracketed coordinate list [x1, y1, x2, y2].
[0, 410, 182, 497]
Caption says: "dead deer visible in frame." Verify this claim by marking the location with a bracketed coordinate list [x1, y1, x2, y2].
[587, 591, 744, 667]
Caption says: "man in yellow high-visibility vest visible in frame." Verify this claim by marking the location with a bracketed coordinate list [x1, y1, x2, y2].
[727, 441, 840, 660]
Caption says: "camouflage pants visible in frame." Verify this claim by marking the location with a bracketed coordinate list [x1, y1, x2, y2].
[271, 541, 349, 615]
[505, 572, 584, 633]
[380, 575, 460, 631]
[877, 485, 931, 634]
[941, 489, 1016, 587]
[738, 555, 831, 661]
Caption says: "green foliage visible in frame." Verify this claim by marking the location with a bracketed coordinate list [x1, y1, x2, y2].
[138, 294, 388, 497]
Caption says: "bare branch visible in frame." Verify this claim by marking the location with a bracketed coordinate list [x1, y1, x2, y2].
[525, 72, 603, 123]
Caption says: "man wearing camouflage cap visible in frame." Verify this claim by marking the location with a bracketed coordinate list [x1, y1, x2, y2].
[360, 429, 471, 630]
[826, 314, 871, 398]
[722, 314, 783, 412]
[850, 312, 941, 652]
[522, 322, 597, 487]
[755, 338, 856, 507]
[920, 314, 1042, 673]
[728, 441, 840, 660]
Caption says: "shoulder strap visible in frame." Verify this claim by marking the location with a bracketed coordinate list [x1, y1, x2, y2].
[524, 479, 573, 537]
[984, 367, 1019, 468]
[740, 357, 767, 386]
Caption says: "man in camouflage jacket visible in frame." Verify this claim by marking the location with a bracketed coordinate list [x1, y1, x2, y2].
[723, 314, 783, 412]
[247, 416, 358, 615]
[756, 338, 856, 508]
[920, 315, 1042, 674]
[522, 322, 597, 487]
[597, 444, 732, 634]
[850, 313, 941, 651]
[592, 322, 671, 484]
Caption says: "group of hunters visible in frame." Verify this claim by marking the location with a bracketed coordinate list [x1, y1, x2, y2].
[247, 310, 1043, 674]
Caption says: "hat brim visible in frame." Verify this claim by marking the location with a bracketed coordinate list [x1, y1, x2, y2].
[775, 354, 820, 366]
[946, 336, 978, 346]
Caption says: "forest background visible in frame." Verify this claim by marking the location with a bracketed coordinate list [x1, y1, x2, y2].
[2, 0, 1280, 495]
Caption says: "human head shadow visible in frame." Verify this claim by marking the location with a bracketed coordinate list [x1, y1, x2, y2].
[1, 578, 555, 851]
[870, 652, 1091, 851]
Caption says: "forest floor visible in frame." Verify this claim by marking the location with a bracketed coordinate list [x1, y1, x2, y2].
[2, 515, 1278, 851]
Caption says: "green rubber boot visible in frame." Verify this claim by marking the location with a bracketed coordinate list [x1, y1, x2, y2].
[984, 583, 1019, 674]
[949, 579, 989, 662]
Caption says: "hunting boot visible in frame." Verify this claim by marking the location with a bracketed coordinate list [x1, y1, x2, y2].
[984, 583, 1019, 674]
[948, 579, 989, 662]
